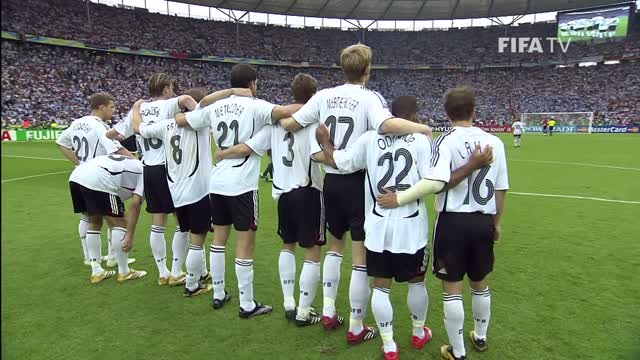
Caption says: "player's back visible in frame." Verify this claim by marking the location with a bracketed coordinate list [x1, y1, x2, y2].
[140, 118, 211, 207]
[433, 127, 508, 214]
[512, 121, 523, 135]
[202, 95, 275, 195]
[70, 154, 143, 200]
[269, 123, 323, 199]
[58, 116, 116, 163]
[300, 84, 391, 174]
[137, 97, 181, 165]
[335, 131, 432, 253]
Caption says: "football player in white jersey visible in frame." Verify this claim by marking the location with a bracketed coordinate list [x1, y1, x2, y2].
[56, 92, 135, 268]
[174, 64, 301, 318]
[317, 96, 492, 360]
[214, 74, 324, 326]
[378, 87, 508, 360]
[107, 73, 198, 287]
[511, 119, 524, 148]
[69, 154, 147, 283]
[276, 44, 433, 343]
[132, 87, 248, 298]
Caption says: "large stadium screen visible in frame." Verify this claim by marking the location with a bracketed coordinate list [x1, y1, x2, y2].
[557, 3, 633, 42]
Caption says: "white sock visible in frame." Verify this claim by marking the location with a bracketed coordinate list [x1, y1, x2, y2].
[111, 227, 130, 275]
[407, 281, 428, 338]
[235, 258, 255, 311]
[79, 218, 89, 260]
[107, 227, 115, 261]
[185, 244, 204, 291]
[322, 251, 342, 317]
[297, 260, 320, 319]
[443, 293, 466, 358]
[349, 265, 370, 334]
[201, 247, 208, 277]
[150, 225, 170, 278]
[170, 229, 189, 277]
[278, 249, 296, 311]
[86, 230, 103, 275]
[372, 287, 396, 353]
[471, 287, 491, 340]
[210, 245, 226, 300]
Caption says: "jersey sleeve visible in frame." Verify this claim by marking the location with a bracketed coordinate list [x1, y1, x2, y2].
[425, 135, 452, 183]
[113, 111, 133, 137]
[414, 134, 433, 179]
[366, 91, 393, 131]
[253, 99, 278, 126]
[291, 92, 321, 127]
[185, 107, 211, 131]
[333, 131, 370, 173]
[139, 120, 168, 139]
[95, 125, 123, 154]
[494, 141, 510, 190]
[55, 126, 73, 148]
[245, 125, 272, 156]
[307, 122, 322, 157]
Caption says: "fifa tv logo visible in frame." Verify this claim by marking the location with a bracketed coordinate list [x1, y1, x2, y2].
[498, 37, 571, 53]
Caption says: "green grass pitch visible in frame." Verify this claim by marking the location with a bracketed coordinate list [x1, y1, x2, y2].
[2, 134, 639, 360]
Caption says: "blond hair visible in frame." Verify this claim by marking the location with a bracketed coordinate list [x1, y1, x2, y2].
[340, 44, 372, 82]
[148, 72, 174, 97]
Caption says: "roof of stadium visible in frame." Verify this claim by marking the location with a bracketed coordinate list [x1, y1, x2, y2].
[173, 0, 625, 20]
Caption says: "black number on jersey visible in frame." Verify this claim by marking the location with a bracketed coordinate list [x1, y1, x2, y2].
[282, 132, 295, 167]
[217, 120, 239, 149]
[143, 138, 162, 152]
[107, 154, 126, 161]
[376, 149, 413, 193]
[170, 135, 182, 164]
[72, 136, 90, 162]
[463, 165, 495, 205]
[324, 116, 354, 150]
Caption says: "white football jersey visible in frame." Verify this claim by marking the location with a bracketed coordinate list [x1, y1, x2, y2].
[186, 95, 276, 196]
[333, 131, 432, 254]
[426, 127, 509, 214]
[56, 116, 123, 163]
[113, 97, 182, 166]
[139, 119, 212, 207]
[292, 84, 394, 174]
[512, 121, 524, 135]
[245, 123, 323, 200]
[69, 154, 144, 201]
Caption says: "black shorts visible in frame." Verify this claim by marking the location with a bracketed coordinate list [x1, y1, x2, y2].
[70, 181, 124, 217]
[175, 195, 211, 235]
[277, 187, 325, 248]
[323, 171, 365, 241]
[548, 126, 554, 132]
[143, 165, 174, 214]
[210, 191, 258, 231]
[433, 212, 496, 282]
[514, 134, 521, 138]
[119, 134, 138, 152]
[367, 247, 428, 282]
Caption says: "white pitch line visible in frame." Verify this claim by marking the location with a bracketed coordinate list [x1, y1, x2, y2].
[510, 192, 640, 205]
[510, 159, 640, 171]
[1, 170, 70, 183]
[2, 155, 67, 161]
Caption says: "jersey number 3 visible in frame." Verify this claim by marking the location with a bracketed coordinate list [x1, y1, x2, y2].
[463, 165, 495, 205]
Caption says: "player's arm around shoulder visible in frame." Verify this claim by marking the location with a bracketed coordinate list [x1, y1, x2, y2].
[215, 125, 271, 162]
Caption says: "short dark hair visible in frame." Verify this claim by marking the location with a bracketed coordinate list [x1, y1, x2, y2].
[148, 73, 173, 97]
[183, 88, 208, 104]
[89, 92, 115, 110]
[443, 87, 475, 121]
[230, 64, 257, 88]
[292, 74, 318, 104]
[391, 96, 418, 121]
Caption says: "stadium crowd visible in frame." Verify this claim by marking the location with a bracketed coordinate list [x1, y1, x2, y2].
[2, 0, 640, 66]
[2, 41, 639, 128]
